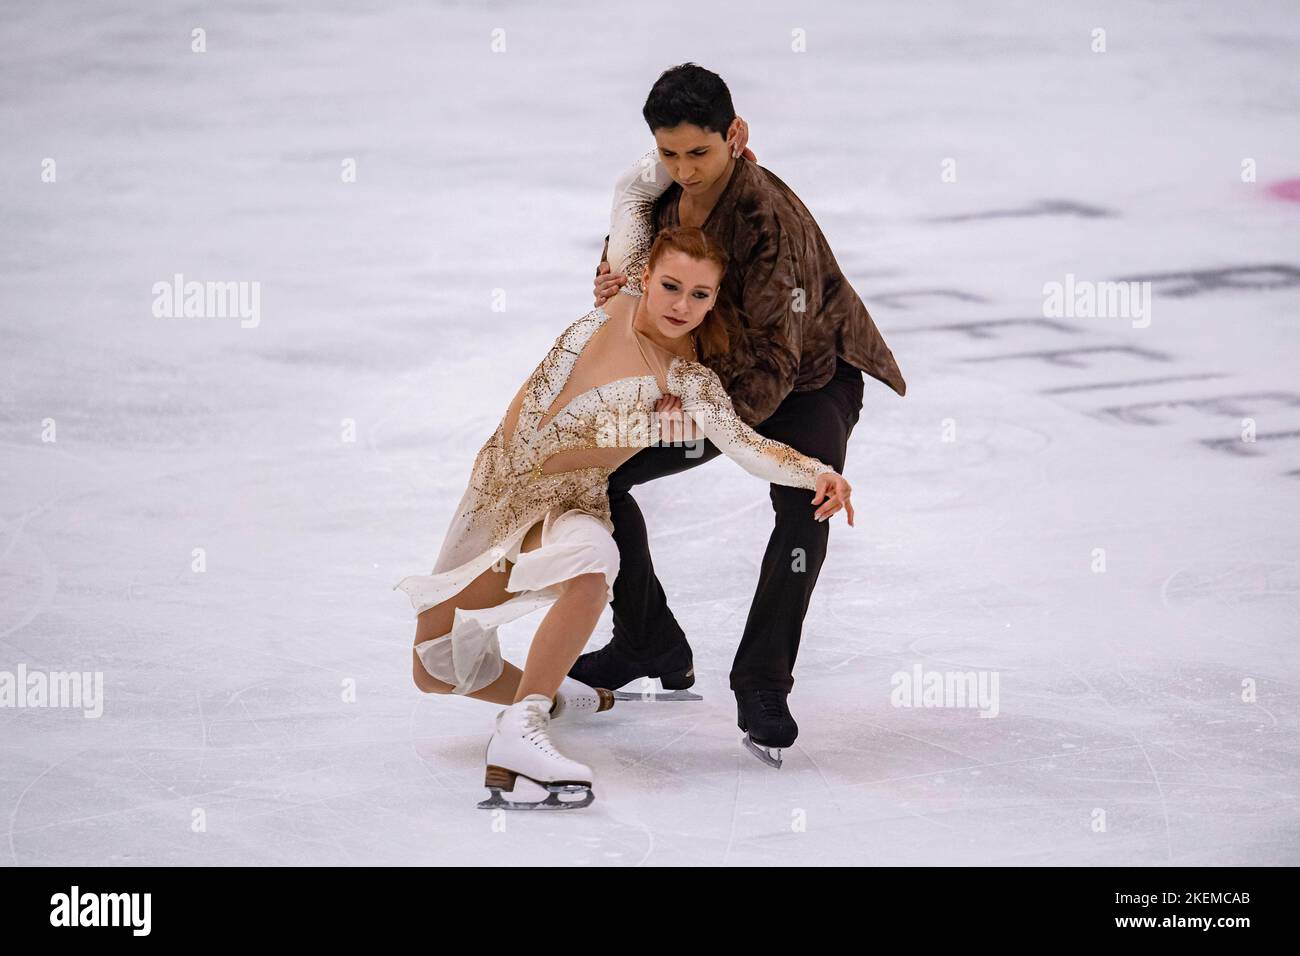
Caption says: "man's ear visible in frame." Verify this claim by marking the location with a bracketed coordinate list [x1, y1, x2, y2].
[727, 116, 742, 146]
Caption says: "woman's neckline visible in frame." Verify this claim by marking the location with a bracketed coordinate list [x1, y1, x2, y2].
[594, 304, 695, 366]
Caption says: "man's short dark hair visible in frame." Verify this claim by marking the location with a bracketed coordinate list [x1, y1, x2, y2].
[642, 63, 736, 137]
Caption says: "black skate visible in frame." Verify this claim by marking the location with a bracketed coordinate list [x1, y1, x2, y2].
[736, 689, 798, 768]
[568, 638, 702, 702]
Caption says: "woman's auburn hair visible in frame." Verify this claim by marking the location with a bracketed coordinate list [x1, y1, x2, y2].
[643, 225, 737, 363]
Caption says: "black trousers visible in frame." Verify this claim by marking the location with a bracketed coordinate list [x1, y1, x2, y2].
[606, 357, 865, 693]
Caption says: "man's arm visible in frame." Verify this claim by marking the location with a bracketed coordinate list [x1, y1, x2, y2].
[727, 219, 802, 426]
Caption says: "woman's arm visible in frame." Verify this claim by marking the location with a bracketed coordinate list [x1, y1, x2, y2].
[669, 359, 831, 486]
[667, 358, 853, 522]
[604, 149, 675, 298]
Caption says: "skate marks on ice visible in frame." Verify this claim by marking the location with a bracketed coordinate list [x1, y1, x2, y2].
[406, 698, 823, 865]
[575, 630, 1280, 866]
[1160, 559, 1300, 634]
[781, 541, 1300, 862]
[888, 264, 1300, 478]
[746, 654, 1300, 865]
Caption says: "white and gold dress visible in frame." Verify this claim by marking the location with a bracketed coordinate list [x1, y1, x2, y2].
[394, 150, 836, 694]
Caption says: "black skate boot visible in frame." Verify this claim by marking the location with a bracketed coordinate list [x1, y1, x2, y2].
[568, 638, 701, 702]
[736, 689, 798, 768]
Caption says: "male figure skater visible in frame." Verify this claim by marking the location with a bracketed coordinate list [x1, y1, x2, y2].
[569, 63, 905, 766]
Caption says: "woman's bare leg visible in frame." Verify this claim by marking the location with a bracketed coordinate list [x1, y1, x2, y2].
[410, 520, 608, 706]
[514, 572, 608, 703]
[411, 521, 547, 703]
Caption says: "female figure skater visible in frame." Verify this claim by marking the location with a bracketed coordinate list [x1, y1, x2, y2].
[394, 150, 854, 810]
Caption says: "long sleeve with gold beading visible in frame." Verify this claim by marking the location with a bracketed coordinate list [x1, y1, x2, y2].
[667, 357, 836, 489]
[606, 149, 675, 297]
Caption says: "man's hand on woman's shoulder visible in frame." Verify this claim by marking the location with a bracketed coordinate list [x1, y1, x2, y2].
[654, 394, 701, 443]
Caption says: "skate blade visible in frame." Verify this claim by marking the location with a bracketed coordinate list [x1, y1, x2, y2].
[742, 732, 784, 769]
[611, 688, 703, 702]
[476, 788, 594, 810]
[477, 774, 595, 811]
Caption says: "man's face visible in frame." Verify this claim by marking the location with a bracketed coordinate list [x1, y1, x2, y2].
[652, 122, 737, 195]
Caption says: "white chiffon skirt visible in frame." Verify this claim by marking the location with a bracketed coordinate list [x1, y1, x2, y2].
[395, 508, 621, 694]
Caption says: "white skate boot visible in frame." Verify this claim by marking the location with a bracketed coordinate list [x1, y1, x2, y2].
[478, 694, 595, 810]
[550, 676, 615, 720]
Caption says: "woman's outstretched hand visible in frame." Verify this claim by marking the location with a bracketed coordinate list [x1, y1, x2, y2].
[811, 472, 854, 525]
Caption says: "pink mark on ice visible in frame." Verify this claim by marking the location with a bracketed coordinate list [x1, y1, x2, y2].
[1266, 179, 1300, 203]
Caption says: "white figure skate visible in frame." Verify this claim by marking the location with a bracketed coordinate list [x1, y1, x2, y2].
[478, 694, 595, 810]
[551, 676, 615, 720]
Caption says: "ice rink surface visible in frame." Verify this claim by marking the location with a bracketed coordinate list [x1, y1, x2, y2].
[1, 1, 1297, 865]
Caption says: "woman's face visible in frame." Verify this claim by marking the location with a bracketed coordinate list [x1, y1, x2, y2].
[640, 250, 721, 341]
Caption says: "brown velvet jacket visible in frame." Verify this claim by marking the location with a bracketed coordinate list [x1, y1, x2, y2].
[603, 155, 905, 426]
